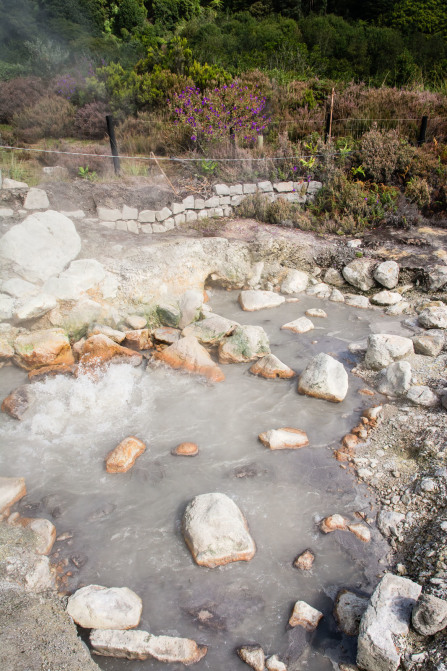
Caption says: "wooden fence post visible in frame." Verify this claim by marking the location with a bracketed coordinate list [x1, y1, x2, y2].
[106, 115, 121, 175]
[418, 116, 428, 146]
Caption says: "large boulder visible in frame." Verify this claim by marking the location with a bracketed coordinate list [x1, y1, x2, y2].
[418, 305, 447, 329]
[43, 259, 108, 301]
[90, 629, 207, 664]
[14, 329, 74, 371]
[298, 353, 348, 403]
[376, 362, 412, 397]
[67, 585, 143, 630]
[0, 211, 81, 283]
[342, 259, 376, 292]
[154, 335, 225, 382]
[218, 325, 270, 364]
[182, 315, 238, 344]
[182, 493, 256, 568]
[357, 574, 421, 671]
[239, 290, 285, 311]
[373, 261, 399, 289]
[364, 334, 414, 371]
[412, 593, 447, 636]
[280, 270, 309, 294]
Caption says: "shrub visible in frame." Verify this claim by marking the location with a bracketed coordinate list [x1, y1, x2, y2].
[0, 77, 46, 123]
[12, 95, 76, 142]
[405, 176, 431, 208]
[360, 125, 414, 183]
[73, 102, 109, 140]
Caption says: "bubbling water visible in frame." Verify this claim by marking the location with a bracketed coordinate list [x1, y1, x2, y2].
[0, 291, 411, 670]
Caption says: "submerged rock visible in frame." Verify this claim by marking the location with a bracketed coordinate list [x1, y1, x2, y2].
[305, 308, 327, 318]
[172, 442, 199, 457]
[67, 585, 143, 630]
[249, 353, 295, 379]
[344, 294, 370, 309]
[1, 385, 30, 420]
[298, 353, 348, 403]
[412, 593, 447, 636]
[320, 514, 348, 533]
[357, 574, 422, 671]
[105, 437, 147, 473]
[182, 492, 256, 568]
[364, 334, 414, 371]
[281, 316, 314, 334]
[218, 325, 270, 364]
[0, 476, 27, 514]
[90, 629, 207, 664]
[334, 589, 369, 636]
[289, 601, 323, 631]
[258, 427, 309, 450]
[293, 549, 315, 571]
[154, 335, 225, 382]
[239, 290, 285, 311]
[14, 329, 74, 371]
[237, 645, 265, 671]
[347, 522, 371, 543]
[182, 314, 238, 344]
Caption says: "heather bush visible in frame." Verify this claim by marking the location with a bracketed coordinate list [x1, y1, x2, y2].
[360, 125, 414, 183]
[405, 176, 431, 208]
[0, 77, 46, 123]
[12, 96, 76, 142]
[73, 102, 109, 140]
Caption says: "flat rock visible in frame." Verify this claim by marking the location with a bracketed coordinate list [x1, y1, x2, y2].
[343, 259, 376, 291]
[364, 334, 414, 371]
[1, 385, 30, 419]
[67, 585, 143, 630]
[90, 629, 207, 664]
[237, 645, 265, 671]
[2, 178, 28, 189]
[258, 427, 309, 450]
[152, 327, 181, 344]
[239, 290, 285, 311]
[373, 261, 399, 289]
[15, 293, 57, 321]
[377, 361, 412, 397]
[77, 335, 143, 372]
[348, 523, 371, 542]
[412, 333, 444, 356]
[43, 259, 107, 301]
[334, 590, 369, 636]
[329, 288, 345, 302]
[172, 442, 199, 456]
[377, 510, 405, 538]
[182, 315, 238, 344]
[320, 514, 348, 533]
[418, 305, 447, 329]
[105, 437, 147, 473]
[281, 270, 309, 294]
[344, 294, 370, 309]
[0, 211, 81, 283]
[2, 278, 39, 299]
[357, 574, 422, 671]
[371, 291, 402, 306]
[23, 188, 49, 210]
[182, 492, 256, 568]
[293, 549, 315, 571]
[14, 329, 74, 371]
[306, 282, 331, 299]
[289, 601, 323, 631]
[154, 335, 224, 382]
[249, 353, 295, 379]
[406, 385, 438, 407]
[281, 316, 314, 334]
[305, 308, 327, 318]
[218, 325, 270, 364]
[412, 593, 447, 636]
[298, 353, 348, 403]
[0, 476, 26, 513]
[126, 315, 147, 330]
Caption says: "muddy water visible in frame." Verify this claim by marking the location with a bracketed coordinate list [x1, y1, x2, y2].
[0, 291, 413, 670]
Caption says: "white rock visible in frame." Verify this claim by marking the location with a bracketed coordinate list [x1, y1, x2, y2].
[10, 516, 56, 555]
[289, 601, 323, 630]
[385, 301, 410, 316]
[89, 324, 126, 343]
[60, 210, 85, 219]
[214, 183, 230, 196]
[412, 594, 447, 636]
[185, 211, 197, 223]
[127, 220, 140, 234]
[243, 183, 257, 194]
[345, 294, 370, 309]
[156, 207, 172, 222]
[15, 293, 57, 321]
[377, 361, 412, 396]
[23, 188, 49, 210]
[90, 629, 207, 663]
[229, 184, 243, 195]
[2, 178, 28, 189]
[0, 476, 26, 513]
[239, 290, 285, 311]
[427, 265, 447, 291]
[44, 259, 107, 301]
[298, 353, 348, 402]
[373, 261, 399, 289]
[377, 510, 405, 537]
[343, 259, 376, 291]
[178, 289, 204, 329]
[330, 288, 345, 302]
[307, 180, 322, 195]
[371, 291, 402, 306]
[127, 315, 147, 330]
[182, 314, 238, 344]
[0, 293, 15, 320]
[266, 655, 288, 671]
[306, 282, 331, 299]
[146, 634, 207, 664]
[218, 325, 270, 363]
[152, 223, 166, 233]
[238, 646, 265, 671]
[324, 268, 345, 287]
[258, 181, 273, 192]
[122, 205, 138, 220]
[258, 427, 308, 450]
[364, 334, 414, 370]
[0, 211, 81, 283]
[2, 278, 39, 299]
[280, 269, 309, 294]
[357, 574, 422, 671]
[406, 385, 438, 407]
[305, 308, 327, 318]
[273, 181, 293, 192]
[281, 316, 314, 334]
[0, 208, 14, 217]
[334, 590, 369, 636]
[67, 585, 143, 630]
[419, 305, 447, 329]
[204, 196, 219, 208]
[182, 492, 256, 568]
[97, 207, 121, 221]
[138, 210, 156, 223]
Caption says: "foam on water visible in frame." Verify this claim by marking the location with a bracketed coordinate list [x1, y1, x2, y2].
[0, 290, 412, 670]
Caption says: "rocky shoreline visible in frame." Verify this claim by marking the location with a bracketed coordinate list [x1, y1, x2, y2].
[0, 177, 446, 670]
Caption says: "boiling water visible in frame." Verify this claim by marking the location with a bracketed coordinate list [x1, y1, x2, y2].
[0, 291, 411, 670]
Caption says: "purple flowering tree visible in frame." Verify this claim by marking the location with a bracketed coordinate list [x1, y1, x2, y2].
[168, 81, 269, 145]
